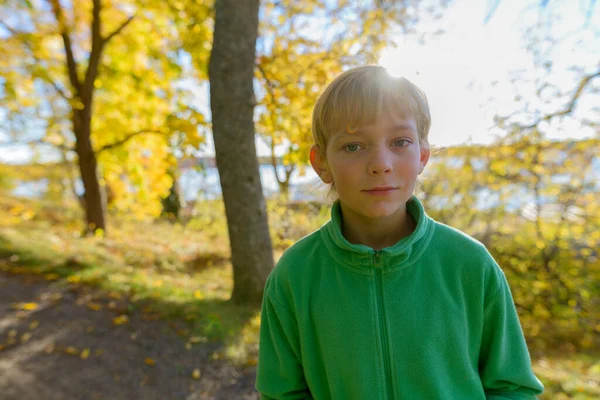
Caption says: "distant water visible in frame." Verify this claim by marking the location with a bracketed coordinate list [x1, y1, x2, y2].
[179, 164, 327, 202]
[10, 164, 328, 202]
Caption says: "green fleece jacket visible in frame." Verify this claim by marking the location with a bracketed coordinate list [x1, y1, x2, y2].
[256, 196, 544, 400]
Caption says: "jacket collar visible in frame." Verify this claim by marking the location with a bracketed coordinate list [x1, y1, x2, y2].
[320, 196, 434, 274]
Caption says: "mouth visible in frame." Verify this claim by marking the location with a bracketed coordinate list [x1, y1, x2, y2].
[363, 186, 398, 196]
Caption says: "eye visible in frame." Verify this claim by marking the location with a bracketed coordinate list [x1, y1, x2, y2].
[393, 139, 410, 147]
[344, 143, 361, 152]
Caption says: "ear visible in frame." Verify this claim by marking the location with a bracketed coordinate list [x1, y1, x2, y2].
[310, 145, 333, 184]
[418, 142, 431, 175]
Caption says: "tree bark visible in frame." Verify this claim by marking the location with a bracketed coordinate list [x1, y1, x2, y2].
[50, 0, 133, 235]
[209, 0, 274, 305]
[73, 107, 105, 234]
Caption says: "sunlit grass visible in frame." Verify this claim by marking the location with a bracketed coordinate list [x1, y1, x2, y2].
[535, 353, 600, 399]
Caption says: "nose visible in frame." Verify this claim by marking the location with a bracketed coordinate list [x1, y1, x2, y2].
[367, 146, 393, 175]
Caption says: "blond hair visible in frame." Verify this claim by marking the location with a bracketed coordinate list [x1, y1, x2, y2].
[311, 66, 431, 154]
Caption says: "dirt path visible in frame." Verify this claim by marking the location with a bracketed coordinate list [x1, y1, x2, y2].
[0, 271, 258, 400]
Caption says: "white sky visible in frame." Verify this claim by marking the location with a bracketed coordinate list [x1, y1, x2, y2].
[1, 0, 598, 163]
[379, 0, 599, 147]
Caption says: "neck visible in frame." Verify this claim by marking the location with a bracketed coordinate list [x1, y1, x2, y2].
[340, 202, 416, 251]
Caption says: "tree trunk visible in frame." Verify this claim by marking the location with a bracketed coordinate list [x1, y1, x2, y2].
[209, 0, 274, 305]
[73, 107, 105, 235]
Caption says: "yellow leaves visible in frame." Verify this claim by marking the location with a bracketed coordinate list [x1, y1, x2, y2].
[71, 97, 85, 110]
[65, 346, 79, 355]
[144, 357, 156, 366]
[20, 332, 32, 343]
[113, 315, 129, 326]
[80, 348, 91, 359]
[191, 369, 201, 379]
[193, 290, 204, 300]
[568, 299, 578, 307]
[13, 302, 39, 311]
[108, 292, 122, 300]
[45, 273, 60, 281]
[86, 302, 102, 311]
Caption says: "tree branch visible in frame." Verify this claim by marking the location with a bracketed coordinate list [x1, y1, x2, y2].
[96, 129, 168, 154]
[49, 0, 81, 95]
[44, 74, 70, 100]
[502, 69, 600, 131]
[522, 69, 600, 129]
[1, 19, 71, 101]
[0, 19, 18, 35]
[104, 15, 136, 44]
[82, 0, 104, 103]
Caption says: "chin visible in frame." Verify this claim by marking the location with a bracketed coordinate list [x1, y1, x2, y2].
[361, 202, 404, 219]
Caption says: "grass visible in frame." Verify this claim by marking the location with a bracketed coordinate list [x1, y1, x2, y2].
[535, 353, 600, 399]
[1, 194, 599, 396]
[0, 195, 266, 365]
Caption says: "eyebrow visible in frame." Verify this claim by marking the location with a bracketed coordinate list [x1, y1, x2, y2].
[335, 123, 416, 139]
[354, 123, 416, 134]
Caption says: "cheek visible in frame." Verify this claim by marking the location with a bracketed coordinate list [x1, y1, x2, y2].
[329, 157, 358, 180]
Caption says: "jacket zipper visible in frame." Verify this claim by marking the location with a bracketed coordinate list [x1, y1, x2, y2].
[374, 251, 395, 399]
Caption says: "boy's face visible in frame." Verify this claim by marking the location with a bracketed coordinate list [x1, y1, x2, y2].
[310, 113, 430, 220]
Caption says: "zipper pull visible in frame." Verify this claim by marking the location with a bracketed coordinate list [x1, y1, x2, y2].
[373, 251, 381, 264]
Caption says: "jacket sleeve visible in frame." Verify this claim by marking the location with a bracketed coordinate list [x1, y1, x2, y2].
[255, 289, 312, 400]
[479, 269, 544, 399]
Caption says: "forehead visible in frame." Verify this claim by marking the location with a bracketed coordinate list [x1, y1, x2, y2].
[322, 93, 420, 142]
[329, 113, 418, 142]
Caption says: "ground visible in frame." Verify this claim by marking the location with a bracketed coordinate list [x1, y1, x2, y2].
[0, 271, 259, 400]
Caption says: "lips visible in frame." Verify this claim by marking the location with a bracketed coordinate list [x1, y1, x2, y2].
[366, 186, 396, 191]
[363, 186, 398, 196]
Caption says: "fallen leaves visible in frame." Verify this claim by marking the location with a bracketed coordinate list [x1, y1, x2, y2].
[113, 315, 129, 326]
[12, 302, 39, 311]
[192, 369, 201, 379]
[144, 357, 156, 366]
[44, 273, 60, 281]
[86, 302, 103, 311]
[80, 348, 91, 359]
[20, 332, 32, 343]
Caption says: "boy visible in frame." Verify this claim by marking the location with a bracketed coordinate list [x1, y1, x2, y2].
[255, 66, 544, 399]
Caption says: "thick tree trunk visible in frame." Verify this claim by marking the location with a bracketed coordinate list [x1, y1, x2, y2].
[73, 108, 105, 235]
[209, 0, 274, 305]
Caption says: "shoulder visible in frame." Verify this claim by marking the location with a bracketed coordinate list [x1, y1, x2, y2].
[428, 220, 506, 287]
[430, 220, 493, 261]
[264, 228, 325, 304]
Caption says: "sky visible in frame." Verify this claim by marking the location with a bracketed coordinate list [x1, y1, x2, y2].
[1, 0, 598, 164]
[379, 0, 599, 148]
